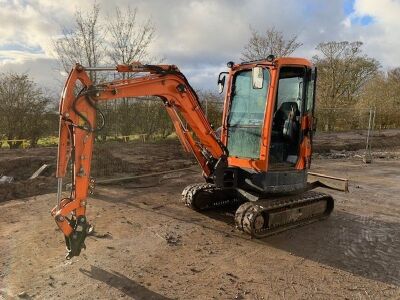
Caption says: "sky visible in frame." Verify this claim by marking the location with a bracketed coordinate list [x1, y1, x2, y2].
[0, 0, 399, 94]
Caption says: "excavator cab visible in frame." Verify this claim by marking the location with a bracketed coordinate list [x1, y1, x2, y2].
[210, 59, 334, 237]
[218, 58, 318, 195]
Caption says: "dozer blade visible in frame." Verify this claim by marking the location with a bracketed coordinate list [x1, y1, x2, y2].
[307, 171, 349, 192]
[235, 191, 334, 238]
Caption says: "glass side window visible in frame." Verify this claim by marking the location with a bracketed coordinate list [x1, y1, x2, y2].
[270, 67, 305, 168]
[305, 68, 316, 113]
[227, 69, 270, 159]
[276, 77, 303, 115]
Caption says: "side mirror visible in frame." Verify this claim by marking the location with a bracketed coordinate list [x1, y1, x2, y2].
[217, 72, 228, 94]
[252, 66, 264, 89]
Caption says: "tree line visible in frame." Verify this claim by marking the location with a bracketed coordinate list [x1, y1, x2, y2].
[0, 73, 57, 148]
[1, 4, 399, 148]
[93, 92, 223, 143]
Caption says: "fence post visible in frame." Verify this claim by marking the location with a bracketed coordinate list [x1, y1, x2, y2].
[363, 108, 373, 164]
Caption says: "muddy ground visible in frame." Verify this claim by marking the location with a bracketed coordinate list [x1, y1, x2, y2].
[313, 128, 400, 153]
[1, 130, 400, 299]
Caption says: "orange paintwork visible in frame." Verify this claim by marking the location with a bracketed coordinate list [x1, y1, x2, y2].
[221, 57, 314, 172]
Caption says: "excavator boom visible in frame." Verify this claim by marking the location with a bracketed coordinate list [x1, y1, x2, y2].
[52, 63, 227, 259]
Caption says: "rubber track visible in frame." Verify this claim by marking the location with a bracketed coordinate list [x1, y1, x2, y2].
[235, 191, 334, 238]
[181, 183, 240, 211]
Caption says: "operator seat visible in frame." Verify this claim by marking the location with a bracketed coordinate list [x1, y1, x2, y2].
[270, 101, 301, 165]
[273, 101, 300, 137]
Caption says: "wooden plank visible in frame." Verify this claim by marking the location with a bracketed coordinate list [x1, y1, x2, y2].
[308, 171, 349, 192]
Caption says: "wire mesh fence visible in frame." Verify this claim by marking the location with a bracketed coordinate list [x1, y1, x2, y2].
[90, 102, 380, 183]
[313, 107, 377, 162]
[82, 97, 223, 184]
[1, 101, 383, 198]
[0, 99, 391, 203]
[93, 98, 224, 141]
[315, 107, 375, 132]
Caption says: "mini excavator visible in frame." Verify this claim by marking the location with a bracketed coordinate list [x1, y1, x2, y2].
[52, 56, 348, 259]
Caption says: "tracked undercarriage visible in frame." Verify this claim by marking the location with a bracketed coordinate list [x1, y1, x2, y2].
[182, 183, 334, 238]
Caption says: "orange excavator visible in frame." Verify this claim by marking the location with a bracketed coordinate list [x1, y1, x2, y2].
[52, 56, 347, 259]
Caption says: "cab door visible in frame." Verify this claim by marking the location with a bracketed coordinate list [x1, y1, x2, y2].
[305, 67, 317, 140]
[298, 67, 317, 169]
[269, 66, 308, 170]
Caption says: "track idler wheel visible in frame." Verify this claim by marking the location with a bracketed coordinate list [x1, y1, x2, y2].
[243, 206, 265, 236]
[187, 190, 213, 211]
[182, 183, 215, 211]
[234, 202, 265, 236]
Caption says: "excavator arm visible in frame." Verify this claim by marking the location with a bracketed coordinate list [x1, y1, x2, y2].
[51, 63, 227, 259]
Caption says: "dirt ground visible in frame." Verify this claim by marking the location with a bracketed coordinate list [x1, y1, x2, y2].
[313, 128, 400, 153]
[1, 131, 400, 299]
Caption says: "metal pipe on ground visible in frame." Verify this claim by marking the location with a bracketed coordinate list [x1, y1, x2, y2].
[96, 166, 198, 185]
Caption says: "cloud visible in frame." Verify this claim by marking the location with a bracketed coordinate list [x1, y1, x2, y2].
[0, 56, 62, 93]
[349, 0, 400, 67]
[0, 0, 398, 93]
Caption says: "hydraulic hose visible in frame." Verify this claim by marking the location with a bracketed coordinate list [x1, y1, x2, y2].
[71, 89, 105, 132]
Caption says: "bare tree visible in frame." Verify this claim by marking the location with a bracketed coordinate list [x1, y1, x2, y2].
[53, 4, 105, 82]
[0, 73, 53, 148]
[53, 4, 160, 139]
[106, 7, 155, 66]
[388, 67, 400, 83]
[241, 27, 302, 61]
[53, 5, 157, 80]
[313, 41, 380, 130]
[314, 41, 379, 107]
[105, 5, 156, 116]
[197, 90, 224, 128]
[358, 68, 400, 129]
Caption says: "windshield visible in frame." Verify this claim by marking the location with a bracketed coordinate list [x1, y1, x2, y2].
[227, 68, 270, 159]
